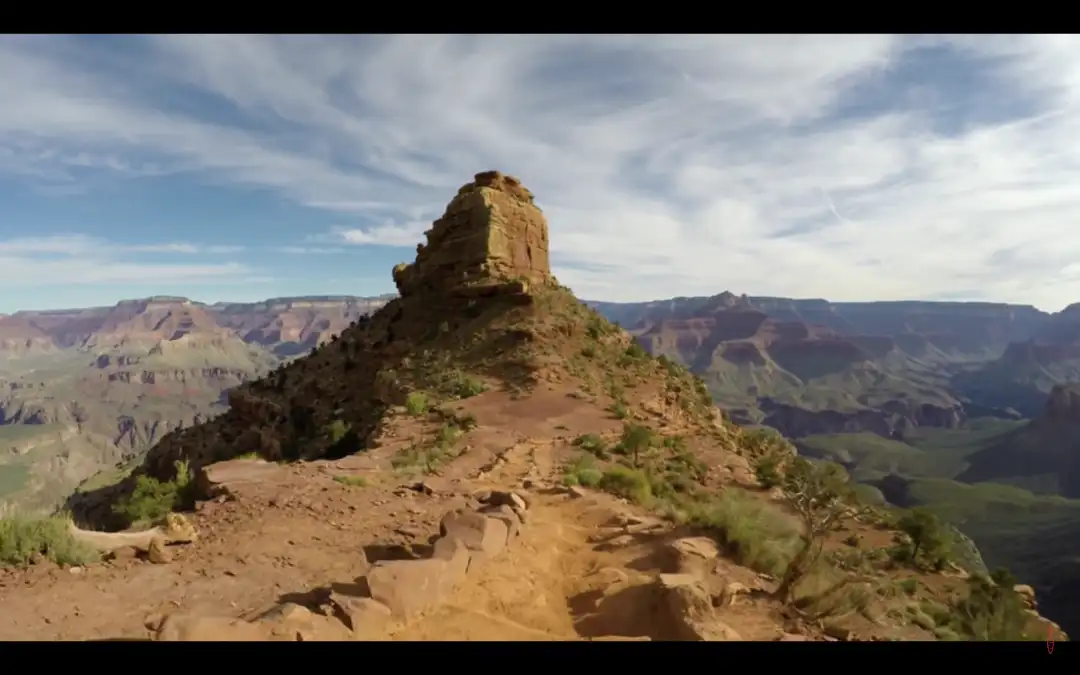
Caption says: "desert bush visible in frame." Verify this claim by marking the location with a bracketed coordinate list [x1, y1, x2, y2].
[946, 568, 1032, 641]
[624, 342, 649, 360]
[449, 374, 487, 399]
[0, 515, 100, 567]
[324, 420, 350, 444]
[573, 433, 609, 458]
[563, 454, 603, 488]
[405, 391, 429, 415]
[753, 452, 784, 488]
[111, 460, 193, 526]
[684, 489, 802, 577]
[598, 465, 654, 505]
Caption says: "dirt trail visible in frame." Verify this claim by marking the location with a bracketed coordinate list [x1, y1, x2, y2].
[0, 420, 787, 642]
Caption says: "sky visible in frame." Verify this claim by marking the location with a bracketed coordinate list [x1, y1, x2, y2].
[2, 35, 1080, 314]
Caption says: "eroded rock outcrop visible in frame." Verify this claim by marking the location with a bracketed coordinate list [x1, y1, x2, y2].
[393, 171, 551, 298]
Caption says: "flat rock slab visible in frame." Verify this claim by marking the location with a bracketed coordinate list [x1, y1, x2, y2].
[368, 557, 463, 621]
[440, 509, 509, 558]
[197, 459, 288, 497]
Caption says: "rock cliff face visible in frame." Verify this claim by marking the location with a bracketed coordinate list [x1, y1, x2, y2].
[393, 171, 551, 297]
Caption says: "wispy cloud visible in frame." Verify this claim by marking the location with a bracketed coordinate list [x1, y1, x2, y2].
[0, 235, 244, 256]
[307, 222, 431, 248]
[0, 235, 251, 287]
[276, 246, 345, 254]
[2, 36, 1080, 309]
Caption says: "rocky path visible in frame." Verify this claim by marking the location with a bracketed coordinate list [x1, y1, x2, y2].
[0, 429, 794, 641]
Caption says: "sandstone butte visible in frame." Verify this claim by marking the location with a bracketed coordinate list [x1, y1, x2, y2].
[0, 171, 1065, 643]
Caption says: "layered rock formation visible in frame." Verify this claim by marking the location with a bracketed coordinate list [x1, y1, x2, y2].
[393, 171, 551, 297]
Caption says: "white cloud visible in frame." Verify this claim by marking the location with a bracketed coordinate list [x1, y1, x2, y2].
[0, 235, 251, 287]
[276, 246, 344, 254]
[3, 36, 1080, 309]
[0, 235, 244, 257]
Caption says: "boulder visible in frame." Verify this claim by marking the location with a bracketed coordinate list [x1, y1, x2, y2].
[146, 538, 171, 564]
[439, 509, 510, 557]
[328, 594, 393, 639]
[366, 542, 469, 621]
[661, 537, 719, 577]
[653, 573, 743, 641]
[478, 504, 522, 540]
[257, 603, 354, 641]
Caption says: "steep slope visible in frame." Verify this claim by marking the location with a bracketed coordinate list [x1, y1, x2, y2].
[19, 171, 1053, 644]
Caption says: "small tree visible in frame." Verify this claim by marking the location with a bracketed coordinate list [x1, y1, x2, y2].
[620, 424, 654, 467]
[773, 458, 852, 602]
[897, 508, 952, 570]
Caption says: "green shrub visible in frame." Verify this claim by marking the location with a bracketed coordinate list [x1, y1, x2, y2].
[325, 420, 350, 444]
[946, 569, 1032, 640]
[405, 391, 429, 415]
[753, 452, 784, 488]
[573, 434, 609, 458]
[449, 375, 487, 399]
[598, 465, 654, 505]
[0, 515, 100, 567]
[563, 455, 603, 488]
[111, 460, 193, 526]
[624, 342, 649, 360]
[684, 489, 802, 577]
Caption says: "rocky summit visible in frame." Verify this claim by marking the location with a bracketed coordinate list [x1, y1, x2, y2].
[0, 172, 1065, 642]
[393, 170, 551, 297]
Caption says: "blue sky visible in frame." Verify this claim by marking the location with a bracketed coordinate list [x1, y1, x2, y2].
[3, 35, 1080, 314]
